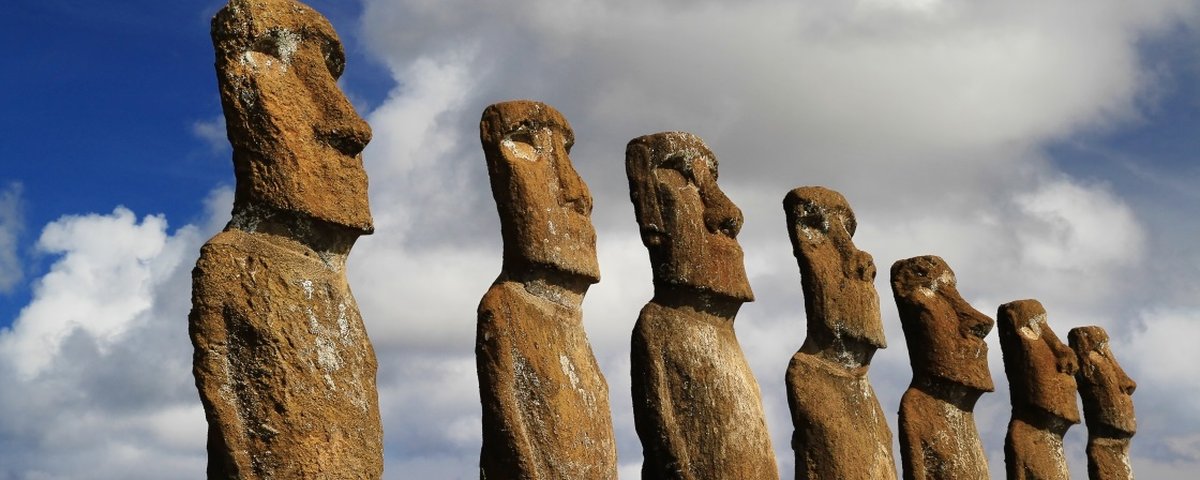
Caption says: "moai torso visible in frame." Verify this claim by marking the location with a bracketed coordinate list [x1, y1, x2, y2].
[999, 300, 1081, 480]
[475, 101, 617, 479]
[1070, 326, 1137, 480]
[782, 187, 896, 480]
[189, 1, 382, 477]
[892, 256, 994, 480]
[626, 132, 778, 480]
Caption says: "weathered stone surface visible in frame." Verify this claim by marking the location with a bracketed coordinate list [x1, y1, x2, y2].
[783, 187, 896, 480]
[998, 299, 1080, 480]
[627, 132, 778, 479]
[476, 100, 617, 479]
[892, 255, 993, 480]
[190, 1, 381, 478]
[1070, 326, 1137, 480]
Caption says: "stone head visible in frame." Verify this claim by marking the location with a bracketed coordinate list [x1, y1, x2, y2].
[480, 100, 599, 282]
[785, 187, 884, 349]
[626, 132, 753, 302]
[891, 255, 994, 392]
[998, 299, 1081, 424]
[1069, 326, 1136, 437]
[213, 0, 373, 233]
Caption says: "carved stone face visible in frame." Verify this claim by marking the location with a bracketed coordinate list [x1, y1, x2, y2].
[998, 300, 1081, 424]
[785, 187, 884, 349]
[213, 0, 373, 233]
[1069, 326, 1136, 437]
[480, 101, 600, 282]
[891, 256, 993, 392]
[626, 132, 753, 302]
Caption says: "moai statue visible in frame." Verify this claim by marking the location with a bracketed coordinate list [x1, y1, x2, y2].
[626, 132, 778, 480]
[1069, 326, 1137, 480]
[998, 300, 1081, 480]
[189, 0, 382, 477]
[475, 100, 617, 479]
[783, 187, 897, 480]
[892, 255, 994, 480]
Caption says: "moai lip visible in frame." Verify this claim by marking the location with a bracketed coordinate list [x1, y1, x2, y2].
[783, 186, 897, 480]
[999, 299, 1080, 480]
[1070, 326, 1137, 480]
[190, 1, 382, 478]
[627, 132, 778, 480]
[892, 255, 993, 480]
[475, 100, 618, 479]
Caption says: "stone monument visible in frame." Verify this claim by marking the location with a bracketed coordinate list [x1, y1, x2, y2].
[189, 0, 382, 477]
[783, 186, 897, 480]
[626, 132, 778, 479]
[475, 100, 618, 479]
[892, 255, 994, 479]
[1070, 326, 1137, 480]
[998, 299, 1080, 480]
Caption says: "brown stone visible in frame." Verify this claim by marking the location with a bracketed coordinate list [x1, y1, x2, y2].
[189, 1, 382, 478]
[891, 255, 993, 480]
[782, 187, 896, 480]
[1069, 326, 1137, 480]
[627, 132, 778, 479]
[998, 299, 1081, 480]
[475, 100, 617, 479]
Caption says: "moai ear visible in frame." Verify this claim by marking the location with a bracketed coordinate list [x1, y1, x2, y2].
[626, 141, 666, 248]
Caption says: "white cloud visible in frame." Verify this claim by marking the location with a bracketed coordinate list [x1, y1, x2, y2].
[0, 182, 22, 294]
[351, 0, 1198, 478]
[191, 115, 227, 153]
[0, 191, 231, 478]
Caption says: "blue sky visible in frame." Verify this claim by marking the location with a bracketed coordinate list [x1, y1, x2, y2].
[1, 1, 1198, 478]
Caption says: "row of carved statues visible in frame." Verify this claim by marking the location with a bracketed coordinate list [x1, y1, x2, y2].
[187, 1, 1137, 478]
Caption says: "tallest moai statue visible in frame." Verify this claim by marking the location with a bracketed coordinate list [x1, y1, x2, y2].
[189, 0, 382, 478]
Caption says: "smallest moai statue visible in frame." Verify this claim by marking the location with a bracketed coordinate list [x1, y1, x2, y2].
[892, 256, 994, 480]
[1069, 326, 1137, 480]
[998, 300, 1081, 480]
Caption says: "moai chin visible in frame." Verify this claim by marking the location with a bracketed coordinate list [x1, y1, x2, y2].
[892, 255, 994, 480]
[475, 100, 617, 479]
[1069, 326, 1137, 480]
[627, 132, 778, 480]
[189, 0, 382, 478]
[998, 299, 1081, 480]
[783, 187, 897, 480]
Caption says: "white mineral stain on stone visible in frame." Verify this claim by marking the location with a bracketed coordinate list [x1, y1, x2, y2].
[273, 28, 301, 66]
[300, 279, 314, 299]
[1020, 313, 1046, 340]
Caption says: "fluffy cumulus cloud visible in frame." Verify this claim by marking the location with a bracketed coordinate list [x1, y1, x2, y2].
[2, 0, 1199, 478]
[0, 189, 232, 479]
[350, 0, 1198, 478]
[0, 183, 23, 294]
